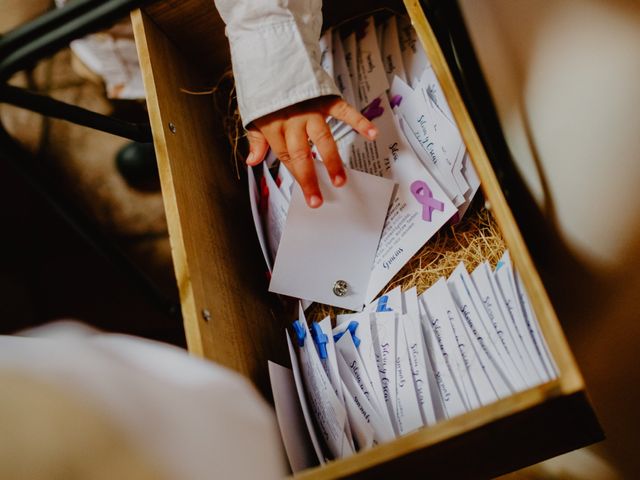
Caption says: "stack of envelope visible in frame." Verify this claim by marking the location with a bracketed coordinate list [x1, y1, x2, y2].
[268, 250, 558, 471]
[249, 15, 482, 309]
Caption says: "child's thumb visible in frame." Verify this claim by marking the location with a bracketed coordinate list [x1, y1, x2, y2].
[246, 129, 269, 166]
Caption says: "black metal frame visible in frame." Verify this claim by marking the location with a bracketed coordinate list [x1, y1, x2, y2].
[0, 0, 153, 142]
[0, 0, 181, 321]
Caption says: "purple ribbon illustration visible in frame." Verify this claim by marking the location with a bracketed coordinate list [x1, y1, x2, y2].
[411, 180, 445, 221]
[362, 97, 384, 121]
[390, 94, 403, 108]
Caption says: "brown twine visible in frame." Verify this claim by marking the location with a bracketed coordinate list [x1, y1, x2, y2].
[180, 67, 245, 179]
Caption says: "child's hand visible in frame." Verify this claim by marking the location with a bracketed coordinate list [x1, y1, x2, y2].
[245, 96, 378, 208]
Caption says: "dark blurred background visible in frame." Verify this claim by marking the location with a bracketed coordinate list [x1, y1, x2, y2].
[0, 0, 183, 346]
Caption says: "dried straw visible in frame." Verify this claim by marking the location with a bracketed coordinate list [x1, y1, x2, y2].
[307, 204, 506, 321]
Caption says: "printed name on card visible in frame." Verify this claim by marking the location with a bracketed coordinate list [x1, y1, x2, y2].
[381, 16, 407, 85]
[471, 262, 530, 391]
[337, 94, 456, 303]
[294, 309, 353, 459]
[402, 287, 438, 425]
[355, 16, 389, 108]
[447, 263, 513, 399]
[371, 311, 401, 435]
[394, 313, 424, 434]
[418, 297, 468, 419]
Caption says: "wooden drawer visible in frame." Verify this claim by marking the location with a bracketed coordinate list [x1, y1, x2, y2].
[131, 1, 602, 477]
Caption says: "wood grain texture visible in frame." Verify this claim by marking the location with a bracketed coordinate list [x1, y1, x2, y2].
[132, 10, 289, 391]
[403, 0, 584, 395]
[294, 389, 602, 479]
[142, 0, 230, 82]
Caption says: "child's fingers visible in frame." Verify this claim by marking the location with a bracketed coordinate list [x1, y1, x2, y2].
[326, 98, 378, 141]
[307, 115, 346, 187]
[283, 121, 323, 208]
[245, 128, 269, 166]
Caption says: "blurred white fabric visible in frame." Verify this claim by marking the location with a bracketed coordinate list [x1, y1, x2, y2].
[0, 322, 286, 480]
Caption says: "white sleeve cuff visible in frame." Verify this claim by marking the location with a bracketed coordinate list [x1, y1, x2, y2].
[226, 20, 340, 127]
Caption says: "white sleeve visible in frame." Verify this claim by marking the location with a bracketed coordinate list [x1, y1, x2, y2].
[214, 0, 340, 127]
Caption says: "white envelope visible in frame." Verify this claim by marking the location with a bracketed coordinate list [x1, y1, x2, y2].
[343, 33, 359, 100]
[315, 317, 344, 402]
[319, 29, 334, 78]
[335, 332, 395, 443]
[262, 162, 289, 263]
[447, 263, 511, 402]
[333, 314, 396, 436]
[493, 251, 543, 386]
[418, 66, 454, 124]
[397, 15, 430, 87]
[402, 287, 439, 425]
[355, 16, 389, 108]
[366, 285, 402, 313]
[314, 319, 356, 452]
[394, 313, 424, 434]
[483, 260, 539, 388]
[397, 113, 463, 206]
[268, 361, 321, 473]
[285, 333, 325, 464]
[422, 278, 483, 410]
[391, 77, 465, 195]
[418, 297, 468, 419]
[471, 262, 530, 391]
[381, 16, 407, 85]
[247, 166, 272, 272]
[332, 31, 358, 108]
[513, 268, 557, 380]
[339, 372, 375, 451]
[371, 311, 400, 435]
[335, 331, 379, 414]
[269, 163, 395, 310]
[293, 308, 353, 459]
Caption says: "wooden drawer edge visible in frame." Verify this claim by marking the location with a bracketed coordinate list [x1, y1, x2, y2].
[131, 8, 205, 357]
[293, 383, 601, 479]
[403, 0, 584, 395]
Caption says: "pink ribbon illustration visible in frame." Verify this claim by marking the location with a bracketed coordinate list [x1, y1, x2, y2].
[411, 180, 445, 221]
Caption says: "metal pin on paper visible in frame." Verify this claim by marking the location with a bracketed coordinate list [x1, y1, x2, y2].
[333, 280, 348, 297]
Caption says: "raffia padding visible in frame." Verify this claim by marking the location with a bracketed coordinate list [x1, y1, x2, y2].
[307, 204, 506, 321]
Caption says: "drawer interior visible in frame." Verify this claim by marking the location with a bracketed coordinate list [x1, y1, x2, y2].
[132, 0, 603, 477]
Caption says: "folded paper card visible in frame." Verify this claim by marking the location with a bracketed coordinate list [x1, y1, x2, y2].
[270, 163, 395, 310]
[270, 251, 558, 458]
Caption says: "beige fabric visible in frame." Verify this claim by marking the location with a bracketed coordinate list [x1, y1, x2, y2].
[460, 1, 640, 477]
[460, 0, 640, 270]
[0, 371, 162, 480]
[0, 0, 51, 33]
[0, 323, 287, 480]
